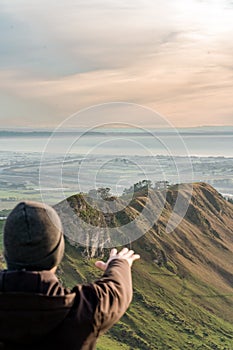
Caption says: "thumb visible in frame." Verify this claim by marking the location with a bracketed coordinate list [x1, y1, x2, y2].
[95, 261, 107, 271]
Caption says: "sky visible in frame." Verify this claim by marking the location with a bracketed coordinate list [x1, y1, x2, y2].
[0, 0, 233, 128]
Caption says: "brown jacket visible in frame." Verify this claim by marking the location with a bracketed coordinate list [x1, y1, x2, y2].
[0, 259, 132, 350]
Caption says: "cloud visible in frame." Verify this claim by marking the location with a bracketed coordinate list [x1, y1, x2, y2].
[0, 0, 183, 73]
[0, 0, 233, 127]
[1, 51, 232, 128]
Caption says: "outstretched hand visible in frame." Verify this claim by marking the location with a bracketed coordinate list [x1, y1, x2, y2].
[95, 247, 140, 271]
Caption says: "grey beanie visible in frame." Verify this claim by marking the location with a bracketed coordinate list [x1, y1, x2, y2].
[3, 201, 65, 271]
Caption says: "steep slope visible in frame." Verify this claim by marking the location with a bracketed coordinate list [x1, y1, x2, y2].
[134, 182, 233, 296]
[54, 182, 233, 349]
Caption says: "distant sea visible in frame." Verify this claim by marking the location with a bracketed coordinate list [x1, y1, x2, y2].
[0, 131, 232, 157]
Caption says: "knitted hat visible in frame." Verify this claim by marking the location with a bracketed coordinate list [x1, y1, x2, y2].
[3, 201, 65, 271]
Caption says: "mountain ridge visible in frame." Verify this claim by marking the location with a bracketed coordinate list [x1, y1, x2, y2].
[54, 182, 233, 348]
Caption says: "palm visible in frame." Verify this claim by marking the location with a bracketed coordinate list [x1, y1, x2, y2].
[95, 247, 140, 271]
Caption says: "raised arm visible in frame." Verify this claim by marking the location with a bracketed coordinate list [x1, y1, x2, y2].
[93, 248, 140, 334]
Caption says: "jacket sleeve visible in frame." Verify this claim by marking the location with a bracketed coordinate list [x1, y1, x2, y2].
[72, 258, 133, 335]
[92, 258, 133, 334]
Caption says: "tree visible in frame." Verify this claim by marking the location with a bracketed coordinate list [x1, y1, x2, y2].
[97, 187, 111, 200]
[134, 179, 152, 192]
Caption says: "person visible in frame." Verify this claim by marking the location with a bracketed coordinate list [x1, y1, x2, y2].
[0, 201, 140, 350]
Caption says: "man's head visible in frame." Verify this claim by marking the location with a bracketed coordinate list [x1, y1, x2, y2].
[3, 201, 64, 271]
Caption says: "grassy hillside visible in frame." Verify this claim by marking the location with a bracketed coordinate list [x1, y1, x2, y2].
[0, 183, 233, 349]
[58, 242, 233, 350]
[55, 182, 233, 349]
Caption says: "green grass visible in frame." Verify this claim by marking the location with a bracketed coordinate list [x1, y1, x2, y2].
[0, 189, 80, 206]
[97, 336, 132, 350]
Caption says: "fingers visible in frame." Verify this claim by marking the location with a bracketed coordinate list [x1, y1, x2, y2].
[131, 254, 140, 261]
[118, 247, 129, 256]
[125, 249, 135, 258]
[117, 248, 141, 266]
[118, 248, 138, 259]
[95, 261, 107, 271]
[95, 247, 140, 271]
[110, 248, 118, 257]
